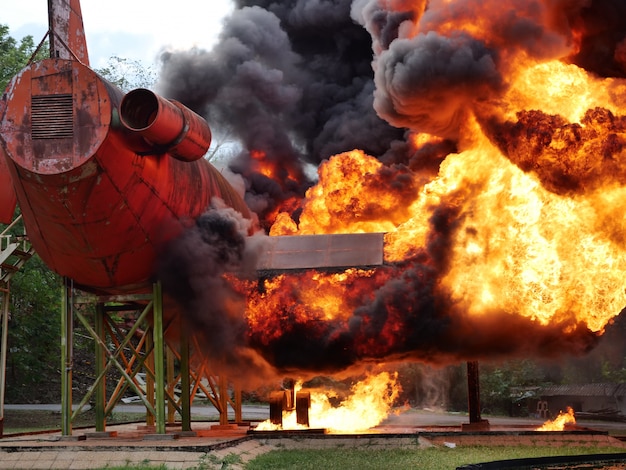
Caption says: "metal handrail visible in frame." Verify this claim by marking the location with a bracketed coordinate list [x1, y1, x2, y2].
[0, 214, 32, 283]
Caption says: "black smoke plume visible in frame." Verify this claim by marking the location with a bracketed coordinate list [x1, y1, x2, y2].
[156, 203, 274, 380]
[158, 0, 406, 225]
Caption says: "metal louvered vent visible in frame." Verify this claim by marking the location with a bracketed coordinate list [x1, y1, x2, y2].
[31, 94, 74, 139]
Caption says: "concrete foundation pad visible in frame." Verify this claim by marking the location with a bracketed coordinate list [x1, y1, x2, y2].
[210, 424, 240, 431]
[461, 420, 491, 432]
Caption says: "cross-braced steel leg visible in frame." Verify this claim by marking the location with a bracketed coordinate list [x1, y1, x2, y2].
[59, 280, 236, 435]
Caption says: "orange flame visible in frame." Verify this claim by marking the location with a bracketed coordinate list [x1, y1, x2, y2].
[265, 66, 626, 336]
[249, 149, 277, 179]
[250, 148, 303, 184]
[255, 372, 401, 433]
[536, 407, 576, 431]
[233, 2, 626, 376]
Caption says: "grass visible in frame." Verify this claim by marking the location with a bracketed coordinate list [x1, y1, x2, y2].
[245, 446, 626, 470]
[85, 446, 626, 469]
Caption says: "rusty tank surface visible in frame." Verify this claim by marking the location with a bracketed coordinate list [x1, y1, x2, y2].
[0, 0, 251, 293]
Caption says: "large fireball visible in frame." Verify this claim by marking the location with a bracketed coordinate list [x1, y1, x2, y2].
[159, 0, 626, 377]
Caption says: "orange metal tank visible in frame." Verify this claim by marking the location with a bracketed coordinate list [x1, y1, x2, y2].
[0, 58, 251, 293]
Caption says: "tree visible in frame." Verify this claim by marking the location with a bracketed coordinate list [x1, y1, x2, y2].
[5, 256, 61, 402]
[96, 56, 156, 92]
[0, 24, 48, 91]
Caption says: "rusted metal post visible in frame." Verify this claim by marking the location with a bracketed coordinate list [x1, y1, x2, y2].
[463, 360, 490, 431]
[467, 361, 481, 423]
[234, 383, 242, 424]
[219, 375, 229, 426]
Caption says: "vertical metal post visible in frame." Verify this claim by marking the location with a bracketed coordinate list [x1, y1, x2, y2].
[180, 327, 191, 432]
[94, 303, 106, 432]
[166, 348, 175, 423]
[219, 374, 229, 426]
[467, 360, 481, 423]
[0, 288, 10, 437]
[153, 281, 166, 434]
[234, 383, 242, 424]
[61, 278, 73, 436]
[145, 334, 155, 427]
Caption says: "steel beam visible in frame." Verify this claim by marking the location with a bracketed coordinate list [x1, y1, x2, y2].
[257, 233, 384, 271]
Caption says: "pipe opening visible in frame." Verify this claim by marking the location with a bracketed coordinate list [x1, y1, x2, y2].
[120, 88, 159, 131]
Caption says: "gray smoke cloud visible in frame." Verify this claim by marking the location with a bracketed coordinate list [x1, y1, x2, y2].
[372, 31, 502, 140]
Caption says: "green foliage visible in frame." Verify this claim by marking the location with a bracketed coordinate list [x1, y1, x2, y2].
[2, 210, 62, 401]
[479, 360, 543, 415]
[601, 357, 626, 383]
[96, 56, 156, 92]
[5, 255, 61, 402]
[0, 24, 48, 91]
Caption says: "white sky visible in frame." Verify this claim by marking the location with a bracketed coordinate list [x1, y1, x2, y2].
[4, 0, 234, 69]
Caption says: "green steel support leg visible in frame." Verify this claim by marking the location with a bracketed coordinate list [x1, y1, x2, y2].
[94, 303, 106, 432]
[153, 282, 166, 434]
[0, 288, 10, 437]
[146, 333, 155, 427]
[61, 278, 73, 436]
[166, 348, 175, 423]
[180, 328, 191, 432]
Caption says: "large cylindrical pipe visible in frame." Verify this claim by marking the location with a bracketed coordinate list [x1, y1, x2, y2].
[120, 88, 211, 162]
